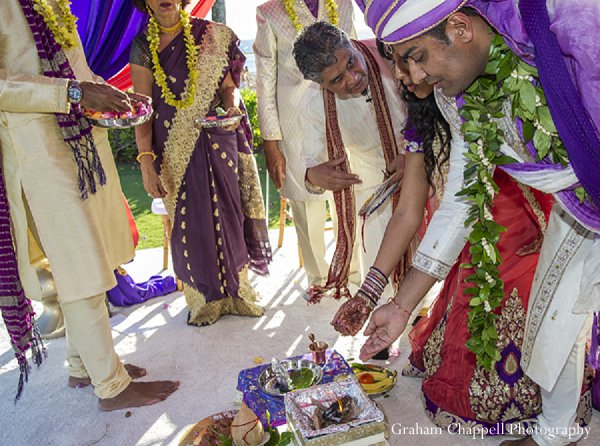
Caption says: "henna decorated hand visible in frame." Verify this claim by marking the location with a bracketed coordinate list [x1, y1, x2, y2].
[331, 295, 373, 336]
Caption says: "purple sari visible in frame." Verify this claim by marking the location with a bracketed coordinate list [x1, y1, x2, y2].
[132, 18, 271, 325]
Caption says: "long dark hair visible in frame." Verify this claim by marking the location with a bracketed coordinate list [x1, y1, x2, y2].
[376, 40, 450, 185]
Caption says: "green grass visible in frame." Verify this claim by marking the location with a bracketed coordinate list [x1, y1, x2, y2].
[117, 153, 285, 250]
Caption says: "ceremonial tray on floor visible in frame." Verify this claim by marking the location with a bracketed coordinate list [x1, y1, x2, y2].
[237, 350, 354, 428]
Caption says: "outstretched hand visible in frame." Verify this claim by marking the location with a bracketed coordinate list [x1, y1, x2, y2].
[306, 154, 361, 191]
[331, 295, 373, 336]
[79, 81, 133, 112]
[359, 303, 410, 361]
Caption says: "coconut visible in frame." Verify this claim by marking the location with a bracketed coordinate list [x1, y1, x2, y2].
[231, 403, 264, 446]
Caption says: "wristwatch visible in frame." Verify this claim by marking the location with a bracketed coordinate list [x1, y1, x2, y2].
[67, 81, 83, 105]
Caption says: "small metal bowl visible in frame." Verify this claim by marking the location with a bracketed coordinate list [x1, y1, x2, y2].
[89, 112, 152, 129]
[194, 114, 243, 129]
[257, 358, 323, 398]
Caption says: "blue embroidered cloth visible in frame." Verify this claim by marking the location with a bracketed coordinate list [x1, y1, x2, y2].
[236, 350, 353, 427]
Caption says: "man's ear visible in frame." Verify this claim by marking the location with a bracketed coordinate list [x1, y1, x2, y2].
[446, 12, 474, 43]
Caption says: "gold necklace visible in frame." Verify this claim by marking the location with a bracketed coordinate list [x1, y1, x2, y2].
[158, 21, 183, 34]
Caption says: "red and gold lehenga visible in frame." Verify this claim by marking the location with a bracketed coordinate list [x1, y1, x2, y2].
[404, 170, 593, 433]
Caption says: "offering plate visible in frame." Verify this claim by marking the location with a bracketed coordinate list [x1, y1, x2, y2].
[257, 358, 322, 397]
[194, 114, 243, 129]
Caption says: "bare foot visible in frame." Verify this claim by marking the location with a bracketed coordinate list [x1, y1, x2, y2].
[98, 380, 180, 411]
[68, 376, 91, 388]
[500, 437, 577, 446]
[69, 363, 147, 388]
[124, 363, 147, 379]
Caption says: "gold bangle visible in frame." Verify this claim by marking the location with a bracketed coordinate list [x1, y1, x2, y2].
[387, 297, 411, 319]
[136, 151, 157, 162]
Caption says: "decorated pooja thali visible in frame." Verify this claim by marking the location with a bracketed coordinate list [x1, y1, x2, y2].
[85, 100, 153, 129]
[257, 358, 323, 397]
[194, 114, 244, 129]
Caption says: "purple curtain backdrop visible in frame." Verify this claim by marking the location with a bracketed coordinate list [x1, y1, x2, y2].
[72, 1, 146, 81]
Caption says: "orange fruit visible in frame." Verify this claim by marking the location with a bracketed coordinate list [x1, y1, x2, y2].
[358, 373, 375, 384]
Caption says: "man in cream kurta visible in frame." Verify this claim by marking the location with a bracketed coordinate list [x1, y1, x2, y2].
[0, 0, 178, 409]
[254, 0, 356, 286]
[299, 39, 406, 285]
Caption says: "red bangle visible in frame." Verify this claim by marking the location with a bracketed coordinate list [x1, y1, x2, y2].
[387, 297, 411, 319]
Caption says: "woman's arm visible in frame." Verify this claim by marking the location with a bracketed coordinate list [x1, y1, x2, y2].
[130, 63, 164, 198]
[331, 152, 430, 335]
[130, 64, 154, 157]
[372, 152, 430, 276]
[219, 72, 240, 110]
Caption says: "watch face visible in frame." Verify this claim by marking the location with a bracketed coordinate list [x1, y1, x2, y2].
[69, 85, 82, 103]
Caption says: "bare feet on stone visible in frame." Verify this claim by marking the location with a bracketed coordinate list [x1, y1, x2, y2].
[98, 380, 180, 412]
[500, 437, 577, 446]
[69, 364, 148, 388]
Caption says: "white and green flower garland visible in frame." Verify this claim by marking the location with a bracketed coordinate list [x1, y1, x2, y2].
[459, 34, 582, 370]
[33, 0, 78, 49]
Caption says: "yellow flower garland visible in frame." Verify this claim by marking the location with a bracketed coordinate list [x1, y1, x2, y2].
[32, 0, 78, 49]
[147, 10, 199, 109]
[282, 0, 339, 33]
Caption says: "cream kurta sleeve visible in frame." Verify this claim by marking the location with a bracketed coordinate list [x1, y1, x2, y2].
[0, 70, 69, 114]
[300, 89, 328, 169]
[412, 128, 473, 280]
[254, 7, 282, 141]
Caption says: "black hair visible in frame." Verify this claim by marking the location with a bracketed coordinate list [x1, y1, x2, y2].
[293, 22, 353, 82]
[376, 40, 451, 185]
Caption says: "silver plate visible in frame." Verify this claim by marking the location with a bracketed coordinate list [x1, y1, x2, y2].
[194, 114, 243, 129]
[257, 358, 323, 398]
[89, 112, 152, 129]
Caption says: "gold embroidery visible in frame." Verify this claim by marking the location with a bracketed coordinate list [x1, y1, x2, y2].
[217, 237, 222, 246]
[227, 160, 233, 167]
[164, 120, 171, 128]
[517, 183, 547, 233]
[180, 206, 186, 215]
[221, 152, 227, 159]
[182, 235, 186, 244]
[238, 153, 266, 219]
[184, 249, 188, 258]
[159, 23, 233, 219]
[423, 298, 453, 378]
[469, 289, 541, 423]
[216, 223, 221, 231]
[184, 265, 263, 325]
[181, 221, 186, 229]
[214, 209, 219, 217]
[213, 194, 218, 202]
[212, 143, 219, 150]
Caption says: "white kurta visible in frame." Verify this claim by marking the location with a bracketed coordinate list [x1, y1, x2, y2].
[0, 0, 135, 303]
[300, 39, 407, 277]
[254, 0, 356, 201]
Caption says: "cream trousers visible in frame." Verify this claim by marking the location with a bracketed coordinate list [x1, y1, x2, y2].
[61, 293, 131, 399]
[532, 316, 592, 445]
